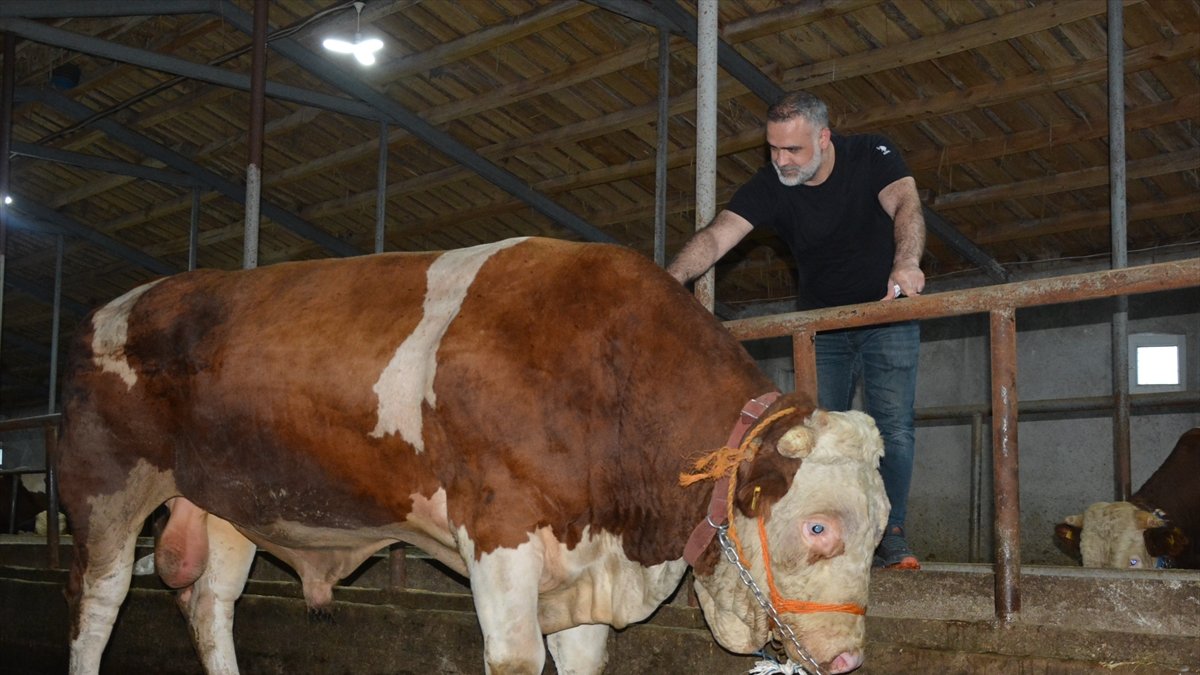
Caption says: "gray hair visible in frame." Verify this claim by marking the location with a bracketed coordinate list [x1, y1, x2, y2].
[766, 91, 829, 128]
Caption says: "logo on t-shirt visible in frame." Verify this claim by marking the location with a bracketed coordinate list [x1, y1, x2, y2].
[875, 145, 892, 156]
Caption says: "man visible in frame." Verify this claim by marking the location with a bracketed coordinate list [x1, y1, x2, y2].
[666, 91, 925, 569]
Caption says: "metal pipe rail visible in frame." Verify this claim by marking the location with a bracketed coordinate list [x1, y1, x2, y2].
[917, 391, 1199, 565]
[723, 257, 1200, 623]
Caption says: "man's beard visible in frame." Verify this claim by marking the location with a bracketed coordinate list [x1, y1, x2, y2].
[772, 146, 822, 186]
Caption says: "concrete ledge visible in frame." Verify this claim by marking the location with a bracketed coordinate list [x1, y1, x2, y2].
[2, 539, 1197, 674]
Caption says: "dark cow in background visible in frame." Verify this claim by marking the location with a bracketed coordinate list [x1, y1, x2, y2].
[1056, 427, 1200, 569]
[58, 237, 890, 675]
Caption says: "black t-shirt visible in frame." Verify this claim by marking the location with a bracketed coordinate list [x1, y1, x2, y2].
[726, 133, 911, 309]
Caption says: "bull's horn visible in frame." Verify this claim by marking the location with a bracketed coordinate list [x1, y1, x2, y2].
[776, 410, 824, 458]
[1134, 508, 1166, 529]
[1064, 514, 1084, 527]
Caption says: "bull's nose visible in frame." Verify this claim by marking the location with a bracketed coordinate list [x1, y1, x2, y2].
[828, 650, 863, 673]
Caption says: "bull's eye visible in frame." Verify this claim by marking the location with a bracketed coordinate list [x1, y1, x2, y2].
[809, 523, 825, 535]
[1129, 558, 1140, 567]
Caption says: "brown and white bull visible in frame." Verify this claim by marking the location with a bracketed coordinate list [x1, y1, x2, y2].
[58, 237, 889, 674]
[1055, 427, 1199, 570]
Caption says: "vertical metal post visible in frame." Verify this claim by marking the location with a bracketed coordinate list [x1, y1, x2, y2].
[45, 424, 60, 569]
[47, 236, 63, 413]
[6, 475, 16, 534]
[1108, 0, 1131, 500]
[989, 307, 1021, 622]
[189, 187, 200, 271]
[0, 35, 16, 384]
[969, 412, 984, 563]
[653, 28, 670, 267]
[243, 0, 268, 270]
[388, 543, 407, 591]
[693, 0, 718, 312]
[375, 120, 388, 254]
[791, 330, 818, 405]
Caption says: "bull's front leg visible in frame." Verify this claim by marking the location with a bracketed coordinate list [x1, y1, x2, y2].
[465, 537, 548, 674]
[546, 623, 611, 675]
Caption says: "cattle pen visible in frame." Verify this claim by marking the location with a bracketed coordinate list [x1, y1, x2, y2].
[1, 0, 1199, 672]
[1, 256, 1196, 674]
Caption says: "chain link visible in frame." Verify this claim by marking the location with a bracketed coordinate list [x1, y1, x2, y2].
[714, 524, 828, 675]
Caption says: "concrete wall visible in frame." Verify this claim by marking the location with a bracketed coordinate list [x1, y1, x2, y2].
[746, 257, 1200, 566]
[913, 286, 1198, 565]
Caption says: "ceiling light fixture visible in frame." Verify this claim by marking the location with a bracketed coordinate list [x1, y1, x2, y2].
[322, 2, 382, 66]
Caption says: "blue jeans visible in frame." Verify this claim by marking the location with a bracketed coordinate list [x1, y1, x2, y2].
[815, 322, 919, 532]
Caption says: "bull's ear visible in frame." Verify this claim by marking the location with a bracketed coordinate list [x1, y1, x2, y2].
[1144, 526, 1189, 558]
[1134, 509, 1166, 530]
[1064, 514, 1084, 528]
[1054, 522, 1083, 561]
[776, 410, 824, 458]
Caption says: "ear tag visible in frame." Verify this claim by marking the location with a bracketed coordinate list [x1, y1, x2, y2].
[751, 486, 761, 512]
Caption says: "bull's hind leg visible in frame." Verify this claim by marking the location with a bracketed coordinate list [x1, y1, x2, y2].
[546, 623, 611, 675]
[176, 513, 257, 674]
[64, 462, 171, 675]
[67, 521, 140, 675]
[467, 540, 547, 674]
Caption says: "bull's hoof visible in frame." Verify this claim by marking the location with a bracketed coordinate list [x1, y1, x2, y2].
[307, 607, 336, 624]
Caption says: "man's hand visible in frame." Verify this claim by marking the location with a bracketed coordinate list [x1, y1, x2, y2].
[882, 263, 925, 301]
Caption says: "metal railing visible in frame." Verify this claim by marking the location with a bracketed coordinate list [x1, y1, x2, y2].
[724, 257, 1200, 622]
[0, 413, 61, 568]
[915, 391, 1199, 563]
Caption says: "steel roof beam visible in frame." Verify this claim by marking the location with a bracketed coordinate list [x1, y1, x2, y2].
[11, 142, 197, 188]
[20, 87, 360, 258]
[0, 17, 382, 121]
[7, 199, 177, 276]
[214, 0, 616, 245]
[0, 1, 216, 18]
[3, 272, 89, 317]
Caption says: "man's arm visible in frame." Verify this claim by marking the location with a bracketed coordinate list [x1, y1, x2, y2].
[665, 210, 754, 284]
[877, 176, 926, 299]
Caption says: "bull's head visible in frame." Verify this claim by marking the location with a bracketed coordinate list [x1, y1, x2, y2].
[692, 406, 889, 674]
[1056, 502, 1188, 569]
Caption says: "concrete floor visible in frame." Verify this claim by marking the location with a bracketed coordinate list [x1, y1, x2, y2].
[1, 535, 1196, 674]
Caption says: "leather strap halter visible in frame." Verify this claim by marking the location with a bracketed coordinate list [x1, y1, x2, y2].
[683, 392, 780, 565]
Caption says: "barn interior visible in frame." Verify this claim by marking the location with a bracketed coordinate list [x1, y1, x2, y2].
[0, 0, 1198, 673]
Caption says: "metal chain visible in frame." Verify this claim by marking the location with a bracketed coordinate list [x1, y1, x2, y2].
[713, 523, 828, 675]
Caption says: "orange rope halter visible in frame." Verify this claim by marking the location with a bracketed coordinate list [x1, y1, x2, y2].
[757, 515, 867, 616]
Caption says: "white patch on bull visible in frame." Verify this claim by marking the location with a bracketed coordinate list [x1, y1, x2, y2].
[90, 279, 166, 390]
[370, 238, 528, 449]
[464, 524, 686, 636]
